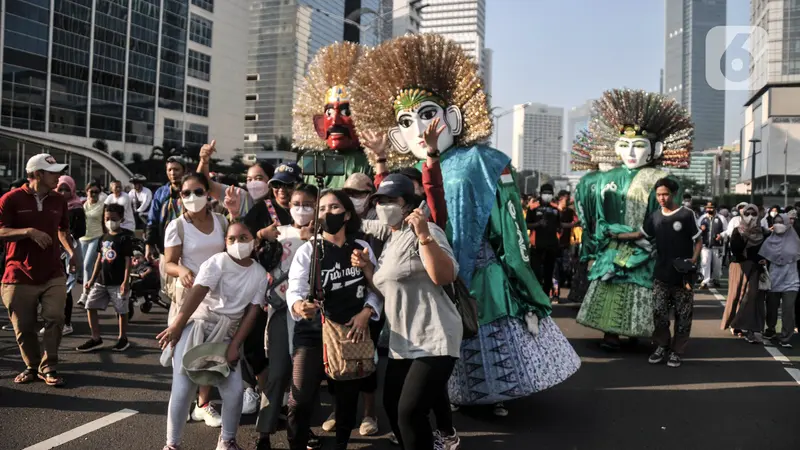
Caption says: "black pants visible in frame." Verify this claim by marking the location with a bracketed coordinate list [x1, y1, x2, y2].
[256, 307, 293, 434]
[287, 346, 362, 450]
[384, 357, 456, 450]
[532, 246, 559, 296]
[243, 308, 269, 375]
[64, 292, 73, 326]
[765, 294, 780, 333]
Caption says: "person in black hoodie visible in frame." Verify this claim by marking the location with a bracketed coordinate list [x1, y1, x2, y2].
[527, 184, 560, 298]
[698, 202, 726, 289]
[285, 190, 382, 450]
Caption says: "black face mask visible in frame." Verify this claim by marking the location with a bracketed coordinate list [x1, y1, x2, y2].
[321, 212, 347, 234]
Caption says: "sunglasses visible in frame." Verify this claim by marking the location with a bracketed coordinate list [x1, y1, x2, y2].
[744, 211, 757, 217]
[271, 183, 295, 191]
[181, 188, 206, 198]
[343, 188, 372, 198]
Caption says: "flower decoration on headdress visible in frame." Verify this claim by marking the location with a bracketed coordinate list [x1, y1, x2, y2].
[588, 89, 694, 168]
[292, 42, 366, 151]
[350, 34, 493, 170]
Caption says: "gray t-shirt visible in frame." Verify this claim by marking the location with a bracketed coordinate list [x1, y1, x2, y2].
[373, 224, 462, 359]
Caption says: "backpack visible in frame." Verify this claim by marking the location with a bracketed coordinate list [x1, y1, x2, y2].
[159, 212, 228, 304]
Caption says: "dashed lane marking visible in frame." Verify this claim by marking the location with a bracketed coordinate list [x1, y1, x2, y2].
[23, 409, 139, 450]
[708, 287, 800, 385]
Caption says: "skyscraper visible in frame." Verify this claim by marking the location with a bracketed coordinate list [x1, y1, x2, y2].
[741, 0, 800, 196]
[511, 103, 563, 176]
[244, 0, 381, 162]
[663, 0, 726, 153]
[418, 0, 490, 81]
[0, 0, 248, 162]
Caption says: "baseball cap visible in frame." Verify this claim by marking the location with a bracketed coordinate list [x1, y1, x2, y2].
[26, 154, 68, 174]
[374, 173, 414, 199]
[270, 162, 303, 185]
[397, 167, 422, 185]
[540, 183, 554, 194]
[343, 173, 374, 194]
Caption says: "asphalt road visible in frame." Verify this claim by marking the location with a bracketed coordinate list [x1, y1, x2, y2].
[1, 284, 799, 450]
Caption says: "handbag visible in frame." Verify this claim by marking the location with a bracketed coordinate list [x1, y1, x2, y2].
[321, 314, 376, 381]
[310, 239, 375, 381]
[759, 266, 772, 291]
[443, 277, 479, 340]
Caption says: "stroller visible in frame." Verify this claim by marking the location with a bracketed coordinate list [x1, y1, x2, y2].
[129, 241, 169, 316]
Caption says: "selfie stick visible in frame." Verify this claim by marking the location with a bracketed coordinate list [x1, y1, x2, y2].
[307, 152, 328, 306]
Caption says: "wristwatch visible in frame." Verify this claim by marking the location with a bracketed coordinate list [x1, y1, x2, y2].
[427, 149, 440, 158]
[419, 235, 435, 246]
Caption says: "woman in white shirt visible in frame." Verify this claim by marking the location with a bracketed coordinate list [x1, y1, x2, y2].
[77, 181, 106, 306]
[104, 180, 137, 232]
[158, 222, 268, 450]
[163, 172, 228, 428]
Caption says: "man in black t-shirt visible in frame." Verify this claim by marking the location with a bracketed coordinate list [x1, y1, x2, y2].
[642, 178, 701, 368]
[555, 190, 576, 292]
[612, 178, 701, 368]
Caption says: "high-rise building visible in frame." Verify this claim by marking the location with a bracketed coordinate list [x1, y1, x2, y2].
[0, 0, 248, 172]
[564, 100, 593, 177]
[663, 0, 726, 153]
[741, 0, 800, 198]
[382, 0, 423, 40]
[511, 103, 563, 176]
[244, 0, 381, 163]
[418, 0, 488, 79]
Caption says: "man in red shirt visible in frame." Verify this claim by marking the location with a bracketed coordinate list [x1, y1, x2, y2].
[0, 154, 76, 387]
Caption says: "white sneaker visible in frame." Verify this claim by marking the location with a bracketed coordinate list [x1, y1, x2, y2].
[359, 416, 378, 436]
[62, 324, 73, 336]
[321, 412, 336, 432]
[39, 327, 45, 336]
[191, 402, 222, 427]
[434, 428, 461, 450]
[242, 387, 259, 415]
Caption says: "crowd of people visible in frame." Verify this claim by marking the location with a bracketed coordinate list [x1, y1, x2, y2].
[2, 34, 799, 450]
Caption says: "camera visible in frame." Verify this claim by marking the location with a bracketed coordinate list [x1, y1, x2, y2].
[300, 152, 345, 177]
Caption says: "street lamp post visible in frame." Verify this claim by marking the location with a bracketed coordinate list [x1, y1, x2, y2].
[491, 102, 532, 148]
[749, 137, 761, 204]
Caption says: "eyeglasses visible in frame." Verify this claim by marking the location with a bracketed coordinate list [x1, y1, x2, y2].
[181, 188, 206, 198]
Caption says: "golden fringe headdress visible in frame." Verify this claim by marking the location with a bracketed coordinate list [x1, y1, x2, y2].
[292, 42, 366, 151]
[589, 89, 694, 169]
[571, 128, 600, 171]
[350, 34, 493, 170]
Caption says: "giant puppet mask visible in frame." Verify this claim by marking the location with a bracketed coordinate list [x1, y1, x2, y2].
[313, 85, 360, 150]
[614, 125, 664, 169]
[349, 34, 493, 170]
[293, 42, 365, 152]
[388, 90, 462, 159]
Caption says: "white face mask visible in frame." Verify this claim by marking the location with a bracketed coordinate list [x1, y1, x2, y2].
[105, 220, 120, 231]
[770, 211, 778, 218]
[774, 223, 788, 234]
[541, 194, 553, 203]
[290, 206, 315, 226]
[246, 180, 269, 200]
[683, 201, 692, 207]
[350, 197, 368, 215]
[742, 215, 756, 225]
[227, 240, 255, 260]
[376, 203, 405, 227]
[182, 194, 208, 213]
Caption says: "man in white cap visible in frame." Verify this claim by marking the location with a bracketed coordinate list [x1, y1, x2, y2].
[0, 154, 76, 387]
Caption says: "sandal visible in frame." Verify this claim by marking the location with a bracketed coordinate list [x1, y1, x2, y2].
[13, 368, 38, 384]
[39, 371, 66, 387]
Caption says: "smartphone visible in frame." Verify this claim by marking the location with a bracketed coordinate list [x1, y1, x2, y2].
[300, 153, 345, 177]
[418, 200, 430, 219]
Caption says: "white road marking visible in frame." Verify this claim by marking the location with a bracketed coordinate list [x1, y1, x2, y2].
[708, 287, 799, 386]
[23, 409, 138, 450]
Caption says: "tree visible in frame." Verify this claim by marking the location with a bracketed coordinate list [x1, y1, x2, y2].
[92, 140, 108, 153]
[676, 175, 705, 198]
[111, 150, 125, 162]
[277, 136, 292, 152]
[132, 152, 144, 163]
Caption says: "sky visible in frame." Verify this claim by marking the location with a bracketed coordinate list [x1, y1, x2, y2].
[486, 0, 751, 159]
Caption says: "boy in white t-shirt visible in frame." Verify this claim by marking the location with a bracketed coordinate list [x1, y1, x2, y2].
[255, 183, 317, 448]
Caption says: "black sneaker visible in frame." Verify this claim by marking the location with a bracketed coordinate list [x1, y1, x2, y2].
[780, 341, 793, 349]
[76, 338, 103, 352]
[667, 353, 682, 368]
[256, 436, 271, 450]
[111, 337, 130, 352]
[763, 329, 777, 340]
[648, 346, 668, 364]
[307, 431, 321, 450]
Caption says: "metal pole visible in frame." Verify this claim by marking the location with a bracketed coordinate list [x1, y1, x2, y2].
[784, 136, 789, 206]
[750, 139, 760, 204]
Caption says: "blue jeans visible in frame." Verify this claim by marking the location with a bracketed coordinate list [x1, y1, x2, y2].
[78, 238, 100, 301]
